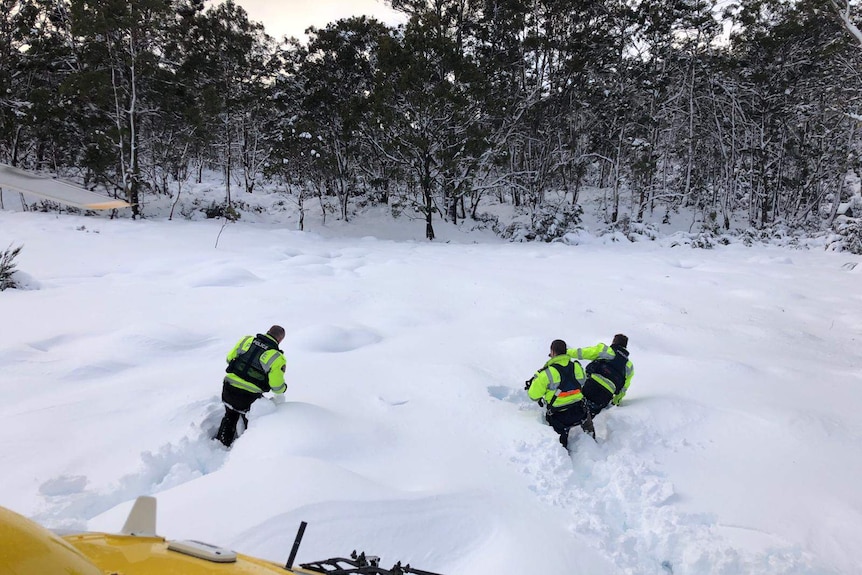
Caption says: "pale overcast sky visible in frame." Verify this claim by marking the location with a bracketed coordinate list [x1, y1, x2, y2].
[230, 0, 406, 40]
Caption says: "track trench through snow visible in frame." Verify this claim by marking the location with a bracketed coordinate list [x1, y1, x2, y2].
[507, 400, 832, 575]
[33, 399, 229, 531]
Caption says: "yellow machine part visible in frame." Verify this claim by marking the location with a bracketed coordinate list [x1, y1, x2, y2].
[62, 532, 302, 575]
[0, 506, 103, 575]
[0, 503, 318, 575]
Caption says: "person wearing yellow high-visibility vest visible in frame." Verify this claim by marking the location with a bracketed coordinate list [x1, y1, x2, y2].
[567, 334, 634, 417]
[525, 339, 594, 448]
[215, 325, 287, 447]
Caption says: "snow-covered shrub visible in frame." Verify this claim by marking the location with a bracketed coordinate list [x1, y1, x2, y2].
[30, 199, 83, 214]
[389, 196, 405, 219]
[203, 200, 240, 221]
[501, 203, 583, 242]
[0, 244, 23, 291]
[701, 210, 725, 234]
[829, 217, 862, 254]
[738, 227, 768, 247]
[597, 214, 659, 242]
[735, 223, 817, 249]
[666, 231, 715, 249]
[500, 216, 529, 241]
[470, 212, 499, 232]
[690, 231, 716, 249]
[664, 229, 735, 249]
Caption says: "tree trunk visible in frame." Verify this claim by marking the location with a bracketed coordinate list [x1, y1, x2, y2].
[424, 158, 435, 240]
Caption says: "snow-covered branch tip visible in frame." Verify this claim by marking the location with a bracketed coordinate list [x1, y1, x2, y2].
[832, 0, 862, 48]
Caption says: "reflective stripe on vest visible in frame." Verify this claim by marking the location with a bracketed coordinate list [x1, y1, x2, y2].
[586, 346, 629, 394]
[225, 373, 264, 394]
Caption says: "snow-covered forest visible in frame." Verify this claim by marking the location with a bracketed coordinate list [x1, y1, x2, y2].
[2, 0, 862, 248]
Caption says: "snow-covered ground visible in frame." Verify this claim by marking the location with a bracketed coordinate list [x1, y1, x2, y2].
[1, 208, 860, 575]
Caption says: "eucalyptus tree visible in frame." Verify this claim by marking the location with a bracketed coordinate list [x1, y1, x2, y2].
[376, 1, 488, 238]
[145, 1, 205, 204]
[156, 0, 215, 185]
[662, 0, 722, 223]
[727, 0, 862, 227]
[296, 17, 393, 221]
[174, 0, 275, 208]
[492, 0, 635, 217]
[266, 38, 324, 229]
[62, 0, 177, 216]
[626, 0, 696, 221]
[0, 0, 34, 167]
[467, 0, 531, 208]
[827, 0, 862, 229]
[778, 0, 862, 227]
[0, 0, 77, 170]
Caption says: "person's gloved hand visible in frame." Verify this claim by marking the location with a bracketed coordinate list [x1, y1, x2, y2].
[271, 394, 286, 405]
[524, 379, 533, 391]
[537, 398, 544, 408]
[611, 393, 625, 406]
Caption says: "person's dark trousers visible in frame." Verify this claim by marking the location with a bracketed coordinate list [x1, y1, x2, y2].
[582, 377, 613, 416]
[216, 381, 260, 447]
[545, 402, 590, 448]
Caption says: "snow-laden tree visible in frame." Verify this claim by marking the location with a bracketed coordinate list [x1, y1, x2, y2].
[297, 17, 393, 221]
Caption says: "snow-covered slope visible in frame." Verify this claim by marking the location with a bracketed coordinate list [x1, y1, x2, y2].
[1, 210, 860, 574]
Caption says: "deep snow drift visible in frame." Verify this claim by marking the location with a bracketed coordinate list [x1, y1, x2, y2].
[1, 210, 860, 575]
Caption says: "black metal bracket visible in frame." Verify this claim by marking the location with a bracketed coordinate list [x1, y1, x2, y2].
[283, 520, 443, 575]
[300, 550, 444, 575]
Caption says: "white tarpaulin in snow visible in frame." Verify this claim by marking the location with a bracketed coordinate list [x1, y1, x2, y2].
[0, 164, 130, 210]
